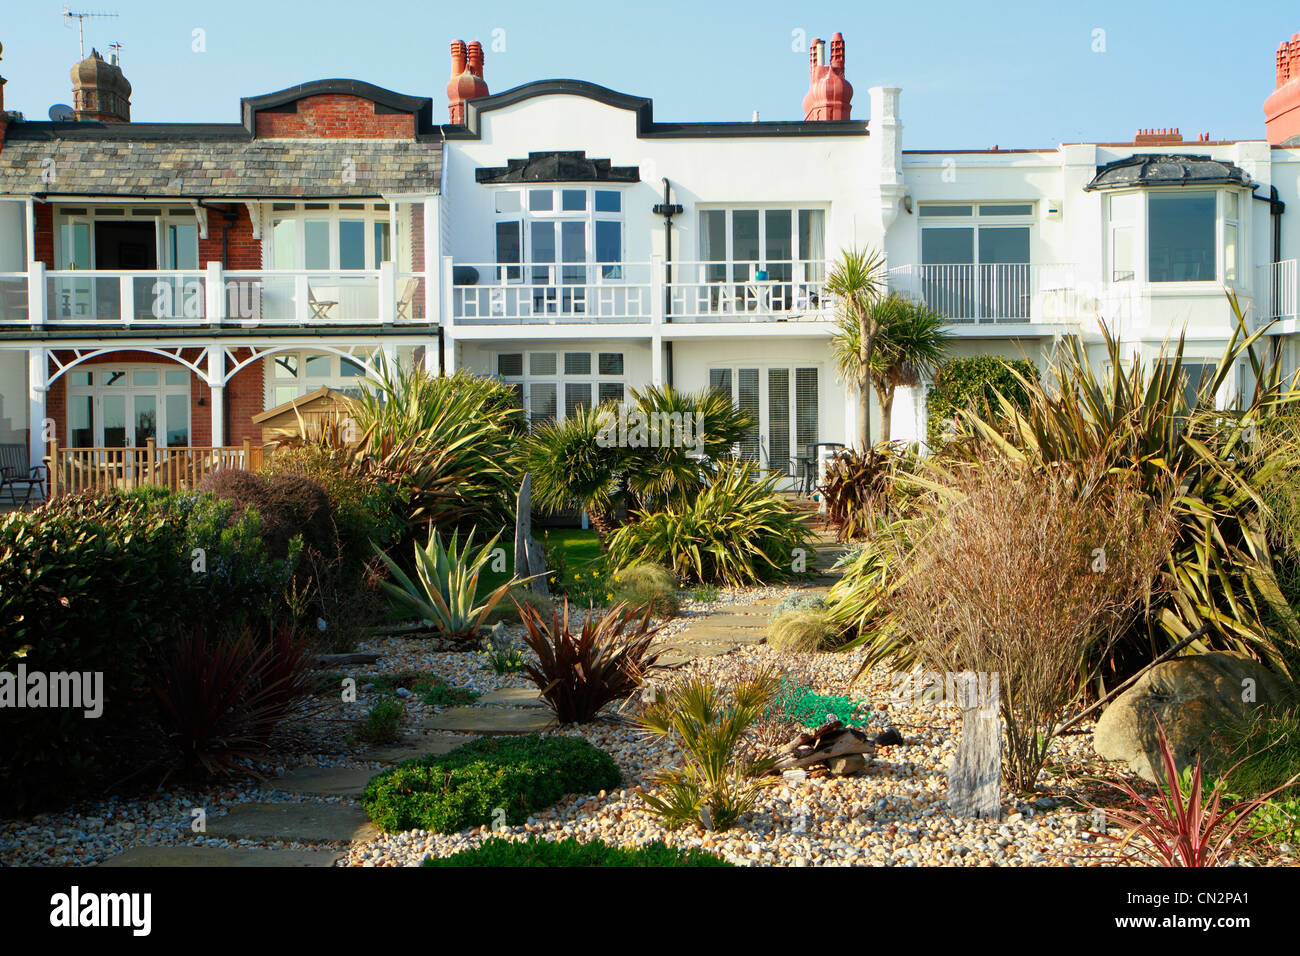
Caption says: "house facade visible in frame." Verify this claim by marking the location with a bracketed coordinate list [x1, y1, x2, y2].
[1, 31, 1299, 494]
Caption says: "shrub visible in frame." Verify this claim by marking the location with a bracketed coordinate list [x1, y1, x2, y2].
[363, 734, 621, 833]
[767, 607, 841, 653]
[377, 528, 514, 646]
[354, 695, 404, 746]
[519, 601, 661, 724]
[926, 355, 1038, 447]
[637, 670, 780, 831]
[200, 469, 332, 561]
[609, 564, 681, 618]
[422, 836, 732, 867]
[607, 459, 812, 587]
[151, 620, 317, 778]
[884, 461, 1175, 791]
[1217, 704, 1300, 797]
[819, 447, 907, 541]
[771, 593, 827, 617]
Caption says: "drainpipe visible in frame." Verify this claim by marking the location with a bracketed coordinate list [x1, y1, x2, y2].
[1253, 185, 1287, 366]
[652, 178, 684, 388]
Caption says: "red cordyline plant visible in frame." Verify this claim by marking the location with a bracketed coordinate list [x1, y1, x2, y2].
[1089, 720, 1298, 867]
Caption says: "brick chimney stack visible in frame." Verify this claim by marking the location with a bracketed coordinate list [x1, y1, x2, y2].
[1264, 32, 1300, 145]
[71, 48, 131, 123]
[802, 32, 852, 121]
[446, 39, 489, 125]
[1133, 127, 1184, 145]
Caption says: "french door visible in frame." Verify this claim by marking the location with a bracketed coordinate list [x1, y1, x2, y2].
[708, 365, 820, 476]
[67, 366, 191, 449]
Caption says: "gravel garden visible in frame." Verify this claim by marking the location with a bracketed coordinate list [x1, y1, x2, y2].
[4, 271, 1300, 869]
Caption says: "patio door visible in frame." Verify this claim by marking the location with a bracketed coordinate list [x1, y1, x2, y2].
[67, 366, 191, 449]
[709, 365, 820, 476]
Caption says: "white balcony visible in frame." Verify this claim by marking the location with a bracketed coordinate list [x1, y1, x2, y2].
[888, 262, 1080, 326]
[450, 259, 832, 326]
[1261, 259, 1299, 322]
[0, 263, 425, 328]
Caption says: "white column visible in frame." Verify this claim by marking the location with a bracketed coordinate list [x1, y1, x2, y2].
[27, 346, 48, 471]
[206, 347, 225, 447]
[423, 200, 440, 325]
[27, 260, 46, 327]
[650, 254, 665, 386]
[205, 261, 225, 326]
[379, 260, 396, 323]
[441, 254, 455, 375]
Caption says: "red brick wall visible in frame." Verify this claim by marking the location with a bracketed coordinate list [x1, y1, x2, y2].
[254, 94, 415, 139]
[225, 352, 264, 446]
[34, 202, 54, 268]
[199, 204, 262, 269]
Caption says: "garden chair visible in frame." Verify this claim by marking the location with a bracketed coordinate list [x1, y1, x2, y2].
[394, 277, 420, 320]
[308, 287, 338, 321]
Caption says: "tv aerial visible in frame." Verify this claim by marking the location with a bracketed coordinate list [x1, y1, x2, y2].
[62, 6, 119, 60]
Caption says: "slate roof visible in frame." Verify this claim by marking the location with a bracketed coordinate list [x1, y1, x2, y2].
[0, 123, 441, 197]
[1084, 153, 1255, 191]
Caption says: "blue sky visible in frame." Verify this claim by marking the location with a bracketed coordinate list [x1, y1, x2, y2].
[2, 0, 1297, 147]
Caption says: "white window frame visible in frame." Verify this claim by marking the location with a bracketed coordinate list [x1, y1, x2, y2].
[708, 362, 821, 477]
[492, 348, 626, 426]
[267, 201, 391, 270]
[65, 363, 192, 448]
[491, 186, 626, 283]
[264, 351, 370, 408]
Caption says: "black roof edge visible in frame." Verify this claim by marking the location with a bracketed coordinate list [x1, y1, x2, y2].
[4, 120, 253, 142]
[442, 79, 868, 140]
[240, 79, 435, 134]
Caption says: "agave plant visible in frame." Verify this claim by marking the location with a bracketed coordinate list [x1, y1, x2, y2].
[377, 528, 513, 645]
[1089, 720, 1298, 866]
[636, 669, 781, 831]
[606, 458, 812, 587]
[517, 600, 661, 723]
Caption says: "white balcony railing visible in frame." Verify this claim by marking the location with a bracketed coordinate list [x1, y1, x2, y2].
[666, 260, 831, 322]
[451, 259, 832, 325]
[453, 262, 653, 324]
[1261, 259, 1299, 321]
[888, 263, 1079, 324]
[0, 263, 412, 327]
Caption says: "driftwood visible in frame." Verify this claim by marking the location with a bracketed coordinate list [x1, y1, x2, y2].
[948, 705, 1001, 819]
[768, 718, 876, 775]
[314, 652, 381, 668]
[514, 474, 551, 597]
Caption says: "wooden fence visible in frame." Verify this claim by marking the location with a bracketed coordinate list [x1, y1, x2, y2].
[48, 438, 264, 497]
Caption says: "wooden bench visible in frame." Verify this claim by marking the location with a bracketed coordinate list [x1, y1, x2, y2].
[0, 443, 48, 505]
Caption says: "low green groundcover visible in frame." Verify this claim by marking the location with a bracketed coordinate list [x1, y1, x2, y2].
[422, 836, 732, 867]
[363, 734, 621, 834]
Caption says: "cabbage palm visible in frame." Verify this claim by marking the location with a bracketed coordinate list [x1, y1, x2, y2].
[516, 405, 622, 542]
[825, 247, 889, 448]
[833, 292, 950, 444]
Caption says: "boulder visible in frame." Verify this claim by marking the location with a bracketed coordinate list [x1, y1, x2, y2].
[1093, 652, 1295, 783]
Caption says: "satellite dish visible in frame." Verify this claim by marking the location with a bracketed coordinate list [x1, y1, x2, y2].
[49, 104, 76, 122]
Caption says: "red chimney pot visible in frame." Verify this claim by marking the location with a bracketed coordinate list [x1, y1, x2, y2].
[446, 38, 489, 125]
[802, 31, 852, 121]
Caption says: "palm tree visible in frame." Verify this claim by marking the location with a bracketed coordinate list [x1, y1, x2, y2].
[516, 405, 623, 542]
[833, 293, 951, 444]
[825, 247, 889, 448]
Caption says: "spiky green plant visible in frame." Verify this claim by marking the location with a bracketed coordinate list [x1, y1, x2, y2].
[620, 384, 753, 510]
[606, 458, 812, 587]
[348, 358, 524, 529]
[637, 669, 781, 831]
[517, 404, 623, 541]
[947, 296, 1300, 678]
[377, 528, 513, 646]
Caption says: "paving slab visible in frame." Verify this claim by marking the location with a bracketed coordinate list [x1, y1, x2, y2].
[266, 766, 377, 798]
[694, 613, 767, 628]
[358, 733, 465, 764]
[205, 803, 378, 844]
[671, 625, 766, 644]
[422, 707, 556, 734]
[99, 846, 343, 867]
[476, 687, 546, 707]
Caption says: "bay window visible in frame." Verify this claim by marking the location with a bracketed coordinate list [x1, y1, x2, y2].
[1105, 189, 1246, 286]
[492, 187, 625, 288]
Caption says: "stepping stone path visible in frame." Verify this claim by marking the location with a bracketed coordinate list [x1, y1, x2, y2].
[423, 706, 556, 733]
[205, 803, 379, 844]
[101, 846, 343, 867]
